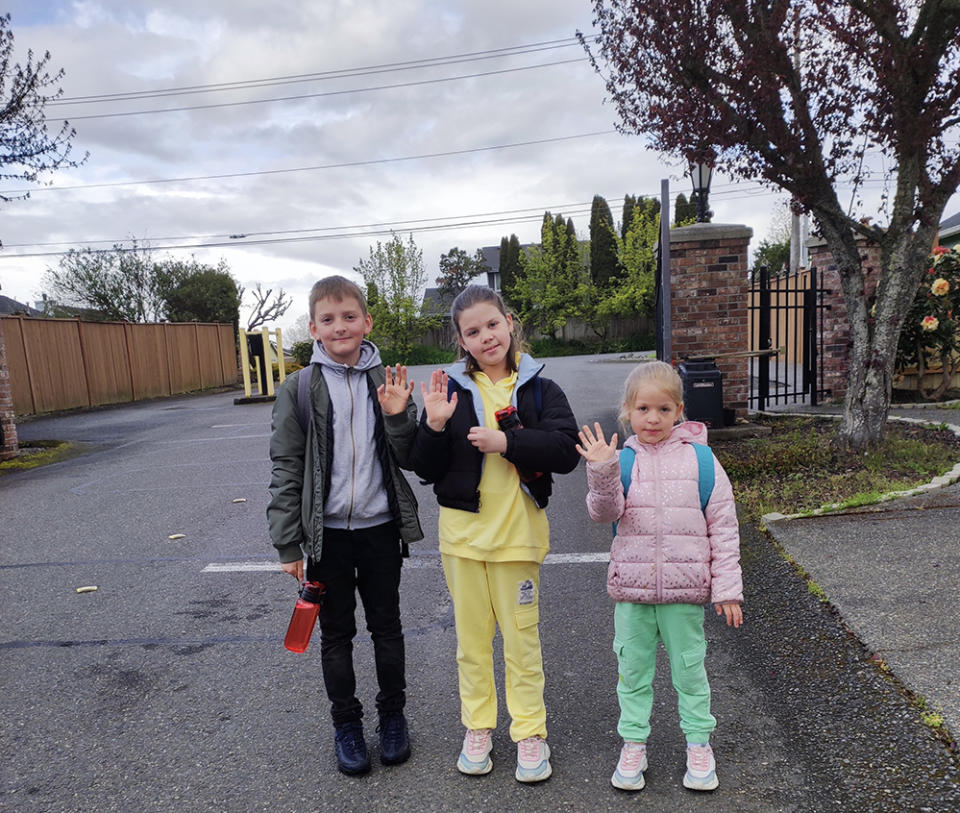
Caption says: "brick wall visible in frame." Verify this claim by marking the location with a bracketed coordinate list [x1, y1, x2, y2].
[0, 317, 19, 460]
[669, 223, 753, 417]
[807, 237, 881, 401]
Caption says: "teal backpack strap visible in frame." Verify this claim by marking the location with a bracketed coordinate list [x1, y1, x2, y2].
[612, 447, 636, 536]
[618, 446, 635, 495]
[691, 442, 715, 512]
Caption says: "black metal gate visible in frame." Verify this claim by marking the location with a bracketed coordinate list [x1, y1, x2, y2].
[748, 266, 830, 410]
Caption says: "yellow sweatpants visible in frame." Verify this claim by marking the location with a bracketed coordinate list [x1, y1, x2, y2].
[441, 554, 547, 742]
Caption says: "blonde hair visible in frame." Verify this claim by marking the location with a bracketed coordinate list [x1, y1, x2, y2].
[618, 360, 685, 428]
[450, 286, 528, 374]
[308, 275, 367, 321]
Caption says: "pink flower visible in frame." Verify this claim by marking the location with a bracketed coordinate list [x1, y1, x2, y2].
[921, 315, 939, 331]
[933, 246, 950, 255]
[931, 278, 950, 296]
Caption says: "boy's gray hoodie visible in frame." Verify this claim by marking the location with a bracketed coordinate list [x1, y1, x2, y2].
[312, 340, 391, 529]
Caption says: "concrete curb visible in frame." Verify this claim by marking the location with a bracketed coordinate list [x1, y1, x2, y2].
[760, 412, 960, 524]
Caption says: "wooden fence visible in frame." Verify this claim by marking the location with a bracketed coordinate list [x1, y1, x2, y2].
[1, 316, 238, 416]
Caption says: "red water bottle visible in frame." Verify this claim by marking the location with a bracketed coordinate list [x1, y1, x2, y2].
[283, 581, 325, 653]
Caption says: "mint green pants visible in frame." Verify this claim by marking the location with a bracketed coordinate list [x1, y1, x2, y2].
[613, 602, 716, 744]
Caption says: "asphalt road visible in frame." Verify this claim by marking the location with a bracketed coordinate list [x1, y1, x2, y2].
[2, 353, 958, 812]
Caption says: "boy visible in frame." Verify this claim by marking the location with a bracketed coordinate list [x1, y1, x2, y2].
[267, 275, 423, 775]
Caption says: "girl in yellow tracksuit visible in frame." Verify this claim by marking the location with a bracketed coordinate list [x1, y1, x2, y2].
[410, 286, 579, 783]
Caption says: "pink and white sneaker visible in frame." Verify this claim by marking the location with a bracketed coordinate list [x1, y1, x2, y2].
[515, 735, 552, 782]
[683, 743, 719, 791]
[611, 740, 647, 790]
[457, 728, 493, 775]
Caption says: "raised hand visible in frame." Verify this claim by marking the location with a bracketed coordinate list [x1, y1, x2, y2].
[421, 369, 458, 431]
[576, 422, 619, 463]
[377, 365, 414, 415]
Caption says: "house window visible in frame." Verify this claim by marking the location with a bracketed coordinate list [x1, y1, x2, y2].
[487, 271, 501, 291]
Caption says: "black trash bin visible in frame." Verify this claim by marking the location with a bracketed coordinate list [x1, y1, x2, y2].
[679, 358, 724, 428]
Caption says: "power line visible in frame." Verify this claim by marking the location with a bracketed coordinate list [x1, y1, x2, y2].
[52, 38, 595, 106]
[48, 58, 587, 122]
[0, 184, 786, 259]
[0, 130, 619, 195]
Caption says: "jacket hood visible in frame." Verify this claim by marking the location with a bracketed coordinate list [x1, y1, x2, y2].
[625, 419, 709, 452]
[309, 338, 381, 371]
[445, 353, 544, 394]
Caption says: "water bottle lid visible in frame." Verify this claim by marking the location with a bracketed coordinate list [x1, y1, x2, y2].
[299, 581, 325, 603]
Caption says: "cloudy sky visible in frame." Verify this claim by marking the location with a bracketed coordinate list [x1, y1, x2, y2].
[1, 1, 955, 336]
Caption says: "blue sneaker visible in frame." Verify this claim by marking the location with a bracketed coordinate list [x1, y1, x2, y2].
[515, 736, 551, 783]
[334, 721, 371, 775]
[378, 712, 411, 765]
[457, 728, 493, 775]
[611, 740, 647, 790]
[683, 743, 719, 791]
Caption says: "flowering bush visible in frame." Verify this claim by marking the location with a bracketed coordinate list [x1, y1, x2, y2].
[896, 245, 960, 400]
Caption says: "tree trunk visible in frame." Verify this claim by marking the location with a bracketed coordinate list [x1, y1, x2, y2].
[829, 226, 932, 450]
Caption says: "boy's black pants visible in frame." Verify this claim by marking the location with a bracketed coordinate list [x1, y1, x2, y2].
[307, 522, 405, 727]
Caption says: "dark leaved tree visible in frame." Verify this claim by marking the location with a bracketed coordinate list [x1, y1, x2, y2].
[583, 1, 960, 448]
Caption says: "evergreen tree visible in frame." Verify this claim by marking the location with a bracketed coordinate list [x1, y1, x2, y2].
[674, 193, 698, 226]
[500, 234, 522, 305]
[621, 195, 637, 240]
[589, 195, 620, 288]
[437, 246, 489, 301]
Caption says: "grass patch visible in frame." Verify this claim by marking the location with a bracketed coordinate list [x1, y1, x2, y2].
[0, 440, 77, 474]
[714, 415, 960, 521]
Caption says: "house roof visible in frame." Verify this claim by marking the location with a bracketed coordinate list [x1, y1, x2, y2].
[940, 211, 960, 237]
[0, 295, 41, 316]
[421, 287, 455, 317]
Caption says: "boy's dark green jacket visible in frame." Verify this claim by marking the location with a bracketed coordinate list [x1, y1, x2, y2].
[266, 362, 424, 565]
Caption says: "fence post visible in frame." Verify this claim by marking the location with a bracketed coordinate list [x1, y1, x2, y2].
[0, 316, 19, 459]
[122, 321, 137, 401]
[758, 266, 771, 411]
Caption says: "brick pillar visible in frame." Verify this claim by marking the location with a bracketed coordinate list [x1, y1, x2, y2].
[669, 223, 753, 418]
[0, 317, 19, 460]
[807, 236, 881, 401]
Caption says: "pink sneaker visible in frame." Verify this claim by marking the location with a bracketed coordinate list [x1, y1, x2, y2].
[457, 729, 493, 775]
[611, 740, 647, 790]
[683, 743, 719, 791]
[515, 735, 552, 782]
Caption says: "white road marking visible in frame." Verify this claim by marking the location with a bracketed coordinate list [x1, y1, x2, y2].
[202, 551, 610, 573]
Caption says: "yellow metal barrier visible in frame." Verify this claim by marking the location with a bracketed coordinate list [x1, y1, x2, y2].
[236, 327, 287, 402]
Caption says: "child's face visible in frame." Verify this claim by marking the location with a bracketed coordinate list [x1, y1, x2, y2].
[309, 294, 372, 366]
[627, 382, 683, 445]
[456, 301, 513, 379]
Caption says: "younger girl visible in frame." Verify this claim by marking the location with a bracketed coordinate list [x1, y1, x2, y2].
[410, 286, 579, 783]
[577, 360, 743, 793]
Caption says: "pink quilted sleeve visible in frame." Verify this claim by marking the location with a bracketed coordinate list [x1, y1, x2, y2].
[705, 459, 744, 604]
[585, 454, 625, 524]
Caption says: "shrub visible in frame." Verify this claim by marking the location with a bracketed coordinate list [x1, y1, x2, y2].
[291, 340, 314, 367]
[895, 246, 960, 400]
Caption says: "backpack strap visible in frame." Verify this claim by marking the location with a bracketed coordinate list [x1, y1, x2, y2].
[612, 446, 636, 536]
[691, 442, 715, 512]
[618, 446, 635, 495]
[296, 364, 314, 436]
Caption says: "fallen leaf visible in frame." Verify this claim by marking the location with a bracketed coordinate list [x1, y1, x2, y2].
[168, 533, 186, 540]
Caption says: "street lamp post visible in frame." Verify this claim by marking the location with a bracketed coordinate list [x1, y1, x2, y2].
[689, 159, 714, 223]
